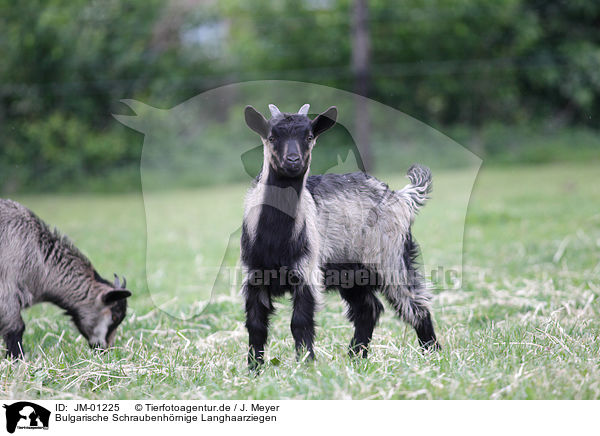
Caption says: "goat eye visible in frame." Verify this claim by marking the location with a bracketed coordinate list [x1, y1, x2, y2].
[307, 135, 314, 141]
[268, 136, 275, 143]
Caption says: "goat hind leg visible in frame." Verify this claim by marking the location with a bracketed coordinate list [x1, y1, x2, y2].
[340, 286, 383, 358]
[414, 310, 440, 350]
[384, 286, 440, 351]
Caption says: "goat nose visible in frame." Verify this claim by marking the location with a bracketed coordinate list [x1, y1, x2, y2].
[287, 154, 300, 163]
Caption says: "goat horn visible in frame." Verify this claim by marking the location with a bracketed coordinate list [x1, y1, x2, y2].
[298, 104, 310, 115]
[113, 273, 120, 288]
[268, 104, 282, 118]
[122, 276, 127, 289]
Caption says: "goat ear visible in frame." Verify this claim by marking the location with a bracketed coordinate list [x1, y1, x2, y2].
[312, 106, 337, 137]
[102, 290, 132, 305]
[245, 105, 269, 138]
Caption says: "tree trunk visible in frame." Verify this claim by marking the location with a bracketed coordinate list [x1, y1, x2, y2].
[352, 0, 372, 172]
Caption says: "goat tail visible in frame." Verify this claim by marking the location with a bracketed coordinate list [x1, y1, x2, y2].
[397, 164, 432, 217]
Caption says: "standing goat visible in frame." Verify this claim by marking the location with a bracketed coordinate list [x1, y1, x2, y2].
[241, 104, 440, 369]
[0, 199, 132, 358]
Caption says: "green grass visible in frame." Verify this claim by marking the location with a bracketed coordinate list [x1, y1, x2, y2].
[1, 162, 599, 399]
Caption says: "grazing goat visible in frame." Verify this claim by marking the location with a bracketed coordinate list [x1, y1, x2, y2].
[0, 199, 131, 358]
[241, 103, 440, 369]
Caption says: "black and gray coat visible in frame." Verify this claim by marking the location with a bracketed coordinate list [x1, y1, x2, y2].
[0, 199, 131, 358]
[241, 104, 439, 369]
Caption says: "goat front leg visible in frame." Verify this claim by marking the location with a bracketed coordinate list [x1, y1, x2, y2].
[244, 283, 273, 371]
[291, 285, 316, 361]
[2, 315, 25, 360]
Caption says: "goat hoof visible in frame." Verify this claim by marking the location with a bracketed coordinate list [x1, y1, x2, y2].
[420, 340, 441, 352]
[248, 362, 264, 374]
[5, 352, 25, 361]
[348, 342, 369, 358]
[296, 350, 315, 362]
[247, 356, 265, 373]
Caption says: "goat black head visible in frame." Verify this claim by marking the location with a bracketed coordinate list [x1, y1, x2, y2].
[245, 104, 337, 178]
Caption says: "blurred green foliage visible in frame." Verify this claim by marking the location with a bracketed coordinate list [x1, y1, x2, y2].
[0, 0, 599, 192]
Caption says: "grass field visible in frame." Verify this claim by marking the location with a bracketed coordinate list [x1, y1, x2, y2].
[1, 162, 599, 399]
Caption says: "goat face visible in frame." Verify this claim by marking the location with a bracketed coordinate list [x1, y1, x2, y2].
[245, 104, 338, 178]
[72, 274, 131, 349]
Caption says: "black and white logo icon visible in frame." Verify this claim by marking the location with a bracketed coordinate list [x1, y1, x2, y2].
[3, 402, 50, 433]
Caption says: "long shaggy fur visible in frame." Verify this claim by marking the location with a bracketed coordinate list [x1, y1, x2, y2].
[306, 168, 433, 326]
[241, 104, 439, 369]
[0, 199, 131, 358]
